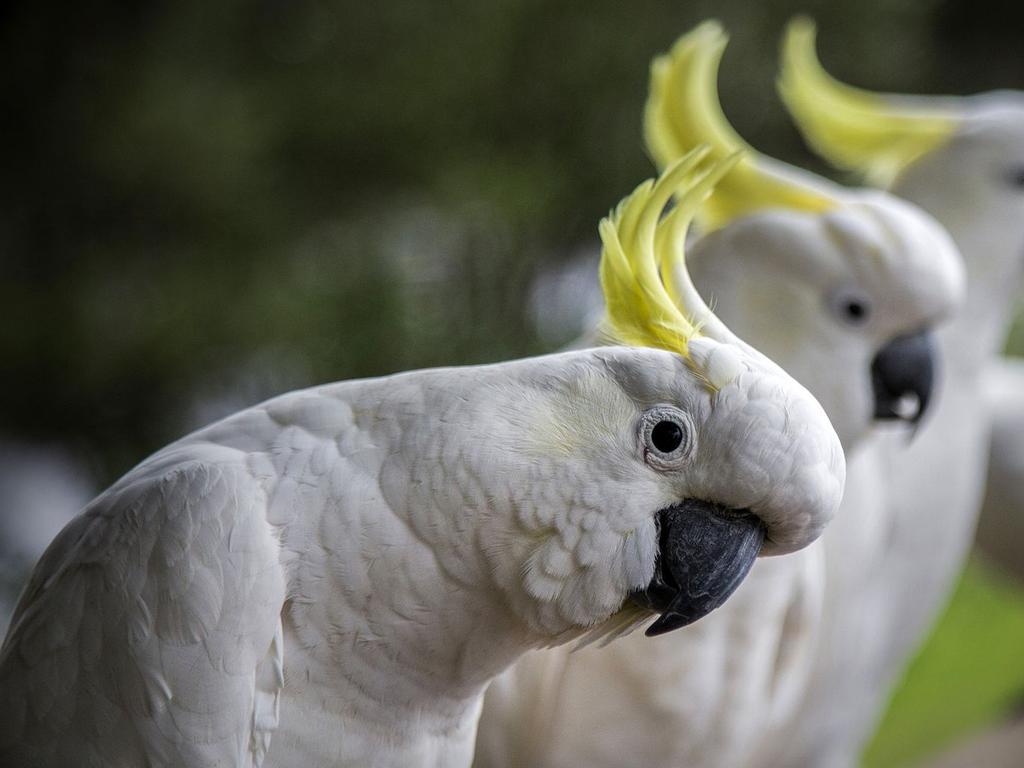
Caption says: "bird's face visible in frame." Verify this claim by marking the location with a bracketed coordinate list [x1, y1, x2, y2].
[686, 196, 964, 450]
[484, 344, 843, 640]
[893, 97, 1024, 297]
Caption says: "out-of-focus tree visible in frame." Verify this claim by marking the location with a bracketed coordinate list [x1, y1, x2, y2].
[1, 0, 1020, 485]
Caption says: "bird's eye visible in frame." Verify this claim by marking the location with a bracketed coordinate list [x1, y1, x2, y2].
[842, 299, 870, 322]
[829, 287, 872, 327]
[640, 406, 695, 469]
[651, 420, 683, 453]
[1004, 164, 1024, 190]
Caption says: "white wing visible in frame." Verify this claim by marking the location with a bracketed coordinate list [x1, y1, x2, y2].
[0, 449, 286, 768]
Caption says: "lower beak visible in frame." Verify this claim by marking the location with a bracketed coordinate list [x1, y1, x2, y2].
[630, 500, 765, 637]
[871, 330, 937, 426]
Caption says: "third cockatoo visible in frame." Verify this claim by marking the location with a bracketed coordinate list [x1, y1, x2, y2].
[755, 18, 1024, 766]
[473, 22, 964, 768]
[0, 151, 848, 768]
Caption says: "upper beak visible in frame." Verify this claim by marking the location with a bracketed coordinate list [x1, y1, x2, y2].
[871, 330, 937, 426]
[630, 500, 765, 637]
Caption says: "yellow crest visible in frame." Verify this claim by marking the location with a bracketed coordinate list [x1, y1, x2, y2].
[599, 146, 740, 360]
[645, 21, 836, 230]
[778, 17, 960, 188]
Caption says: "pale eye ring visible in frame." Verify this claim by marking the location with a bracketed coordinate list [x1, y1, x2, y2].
[828, 286, 873, 326]
[640, 406, 695, 468]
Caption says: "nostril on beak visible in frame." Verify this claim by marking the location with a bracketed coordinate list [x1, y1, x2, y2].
[871, 330, 937, 426]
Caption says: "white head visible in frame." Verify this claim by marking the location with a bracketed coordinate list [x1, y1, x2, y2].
[455, 149, 844, 643]
[642, 21, 965, 448]
[452, 342, 844, 645]
[779, 18, 1024, 357]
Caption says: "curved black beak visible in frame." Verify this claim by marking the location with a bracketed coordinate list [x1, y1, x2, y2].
[871, 330, 937, 426]
[630, 500, 765, 637]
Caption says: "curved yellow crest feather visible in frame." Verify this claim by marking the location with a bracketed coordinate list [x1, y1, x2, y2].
[644, 21, 836, 230]
[599, 146, 741, 360]
[778, 17, 960, 188]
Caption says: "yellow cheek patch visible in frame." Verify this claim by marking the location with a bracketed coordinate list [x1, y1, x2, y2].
[645, 21, 837, 231]
[517, 370, 636, 459]
[778, 17, 960, 188]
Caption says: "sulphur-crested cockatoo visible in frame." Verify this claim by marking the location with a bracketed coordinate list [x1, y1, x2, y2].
[473, 23, 963, 768]
[751, 18, 1024, 766]
[0, 152, 846, 768]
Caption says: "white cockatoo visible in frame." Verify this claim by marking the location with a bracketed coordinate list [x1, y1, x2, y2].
[0, 152, 847, 768]
[753, 19, 1024, 766]
[473, 23, 964, 768]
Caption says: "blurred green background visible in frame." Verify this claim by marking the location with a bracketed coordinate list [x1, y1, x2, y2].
[2, 1, 1023, 765]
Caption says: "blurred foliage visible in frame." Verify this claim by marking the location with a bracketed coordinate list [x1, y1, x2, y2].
[5, 0, 1023, 484]
[866, 559, 1024, 767]
[1006, 314, 1024, 357]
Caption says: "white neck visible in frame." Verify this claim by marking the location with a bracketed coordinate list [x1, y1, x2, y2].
[938, 232, 1022, 376]
[256, 399, 546, 765]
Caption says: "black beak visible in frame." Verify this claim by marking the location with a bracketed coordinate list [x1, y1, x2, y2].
[630, 500, 765, 637]
[871, 330, 937, 426]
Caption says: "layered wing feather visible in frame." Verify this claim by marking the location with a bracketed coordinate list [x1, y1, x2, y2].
[0, 449, 286, 768]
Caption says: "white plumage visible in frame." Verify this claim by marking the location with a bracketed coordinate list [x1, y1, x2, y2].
[0, 156, 846, 768]
[474, 25, 963, 768]
[760, 22, 1024, 766]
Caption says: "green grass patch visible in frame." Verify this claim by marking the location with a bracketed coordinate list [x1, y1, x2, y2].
[864, 559, 1024, 767]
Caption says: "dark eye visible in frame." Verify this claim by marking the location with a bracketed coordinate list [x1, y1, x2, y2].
[651, 420, 683, 453]
[640, 406, 695, 468]
[829, 287, 872, 327]
[841, 298, 870, 323]
[1005, 165, 1024, 189]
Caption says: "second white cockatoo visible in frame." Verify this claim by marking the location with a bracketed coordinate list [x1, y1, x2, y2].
[473, 22, 964, 768]
[754, 18, 1024, 766]
[0, 152, 848, 768]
